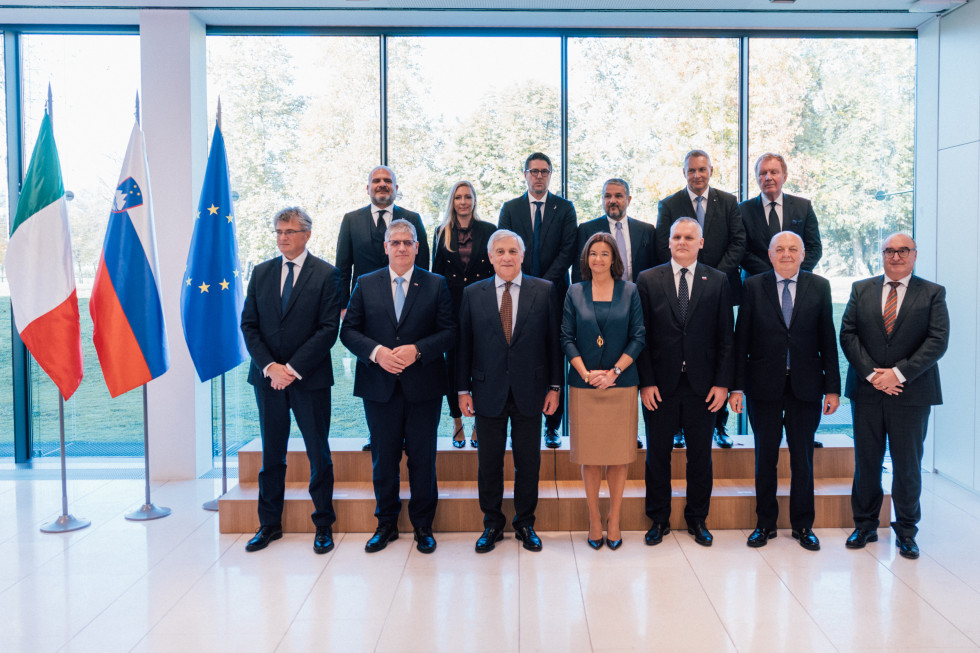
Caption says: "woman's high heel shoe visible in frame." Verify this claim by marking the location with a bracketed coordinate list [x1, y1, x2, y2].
[607, 537, 623, 550]
[451, 424, 466, 449]
[587, 536, 605, 550]
[470, 426, 478, 449]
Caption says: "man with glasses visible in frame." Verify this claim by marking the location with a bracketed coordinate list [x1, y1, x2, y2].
[241, 207, 342, 555]
[340, 219, 456, 554]
[336, 165, 429, 451]
[840, 233, 949, 560]
[498, 152, 578, 448]
[655, 149, 745, 450]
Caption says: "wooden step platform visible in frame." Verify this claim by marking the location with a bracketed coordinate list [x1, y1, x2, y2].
[219, 433, 890, 533]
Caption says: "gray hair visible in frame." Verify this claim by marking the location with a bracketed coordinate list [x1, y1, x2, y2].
[669, 216, 703, 239]
[272, 207, 312, 231]
[385, 218, 417, 242]
[367, 165, 397, 187]
[768, 230, 804, 251]
[755, 152, 788, 176]
[683, 149, 712, 169]
[487, 228, 525, 255]
[602, 178, 630, 197]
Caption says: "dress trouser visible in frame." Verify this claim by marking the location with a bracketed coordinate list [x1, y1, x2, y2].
[255, 384, 335, 529]
[476, 392, 542, 530]
[643, 373, 716, 525]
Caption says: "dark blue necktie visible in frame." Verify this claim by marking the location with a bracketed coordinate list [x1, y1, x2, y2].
[281, 261, 295, 312]
[531, 201, 543, 276]
[678, 268, 689, 323]
[782, 278, 793, 368]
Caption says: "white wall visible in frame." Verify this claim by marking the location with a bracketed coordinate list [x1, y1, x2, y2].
[930, 0, 980, 492]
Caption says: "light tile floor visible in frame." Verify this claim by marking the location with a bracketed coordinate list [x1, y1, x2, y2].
[1, 473, 979, 652]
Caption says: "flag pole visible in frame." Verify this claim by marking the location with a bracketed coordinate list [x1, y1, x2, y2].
[40, 86, 90, 534]
[126, 385, 170, 520]
[204, 98, 230, 512]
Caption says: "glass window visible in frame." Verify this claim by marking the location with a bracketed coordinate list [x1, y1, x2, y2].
[0, 33, 11, 458]
[747, 37, 916, 435]
[206, 35, 381, 452]
[21, 34, 142, 457]
[568, 37, 740, 224]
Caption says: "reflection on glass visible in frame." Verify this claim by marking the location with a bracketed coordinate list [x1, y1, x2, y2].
[748, 37, 915, 434]
[568, 37, 739, 224]
[207, 36, 380, 452]
[0, 34, 11, 457]
[21, 34, 142, 457]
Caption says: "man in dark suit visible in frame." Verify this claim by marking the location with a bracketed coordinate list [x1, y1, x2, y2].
[840, 233, 949, 560]
[729, 231, 840, 551]
[340, 219, 456, 554]
[335, 165, 429, 451]
[655, 150, 745, 449]
[637, 217, 734, 548]
[739, 153, 822, 276]
[241, 207, 341, 555]
[457, 229, 562, 553]
[498, 152, 577, 449]
[574, 178, 656, 449]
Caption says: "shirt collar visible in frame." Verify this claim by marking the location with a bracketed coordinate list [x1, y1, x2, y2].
[774, 268, 799, 284]
[607, 215, 628, 231]
[283, 249, 309, 267]
[670, 258, 695, 275]
[496, 272, 522, 288]
[388, 265, 415, 285]
[884, 273, 912, 286]
[527, 192, 548, 208]
[687, 187, 709, 203]
[763, 193, 784, 208]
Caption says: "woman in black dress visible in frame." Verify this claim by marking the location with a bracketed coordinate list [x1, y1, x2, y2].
[432, 180, 496, 447]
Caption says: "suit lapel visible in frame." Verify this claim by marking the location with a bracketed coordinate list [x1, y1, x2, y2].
[686, 263, 708, 319]
[891, 275, 921, 336]
[379, 270, 398, 327]
[871, 276, 888, 337]
[483, 280, 509, 346]
[518, 193, 534, 239]
[282, 256, 313, 317]
[790, 272, 811, 328]
[512, 278, 537, 344]
[660, 266, 683, 324]
[762, 271, 784, 327]
[703, 188, 720, 237]
[538, 192, 558, 243]
[268, 256, 286, 319]
[398, 267, 423, 327]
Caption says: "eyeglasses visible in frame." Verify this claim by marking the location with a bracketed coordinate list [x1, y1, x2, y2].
[275, 229, 308, 237]
[525, 168, 552, 177]
[882, 247, 915, 259]
[387, 239, 416, 248]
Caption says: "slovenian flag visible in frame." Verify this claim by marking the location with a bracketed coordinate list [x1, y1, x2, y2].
[90, 120, 170, 397]
[7, 113, 83, 400]
[180, 123, 248, 381]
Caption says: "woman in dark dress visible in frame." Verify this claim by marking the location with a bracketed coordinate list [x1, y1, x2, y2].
[432, 180, 496, 447]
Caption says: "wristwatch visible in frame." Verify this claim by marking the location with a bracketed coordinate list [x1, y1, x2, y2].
[613, 366, 622, 376]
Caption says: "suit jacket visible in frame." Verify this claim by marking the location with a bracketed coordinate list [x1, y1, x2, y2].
[498, 191, 578, 295]
[431, 220, 496, 312]
[654, 187, 746, 304]
[560, 280, 646, 388]
[572, 216, 657, 284]
[241, 253, 341, 390]
[335, 205, 430, 308]
[339, 266, 456, 403]
[456, 275, 563, 418]
[840, 275, 949, 406]
[636, 262, 734, 396]
[734, 270, 840, 402]
[739, 193, 822, 275]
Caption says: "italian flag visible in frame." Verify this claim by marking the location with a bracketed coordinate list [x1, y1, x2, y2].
[7, 113, 83, 400]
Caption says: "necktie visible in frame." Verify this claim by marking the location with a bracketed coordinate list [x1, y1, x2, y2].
[782, 278, 793, 368]
[281, 261, 295, 312]
[883, 281, 900, 335]
[614, 221, 629, 280]
[768, 201, 780, 236]
[678, 268, 689, 323]
[500, 281, 513, 345]
[695, 196, 705, 228]
[376, 209, 388, 237]
[532, 201, 543, 277]
[394, 276, 406, 321]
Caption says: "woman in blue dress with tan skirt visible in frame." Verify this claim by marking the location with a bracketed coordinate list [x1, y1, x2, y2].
[561, 232, 645, 550]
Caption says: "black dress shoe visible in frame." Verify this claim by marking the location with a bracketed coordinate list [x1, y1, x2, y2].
[713, 428, 733, 448]
[673, 433, 685, 448]
[544, 428, 561, 449]
[515, 525, 543, 552]
[245, 524, 283, 552]
[637, 438, 643, 449]
[587, 536, 604, 550]
[813, 440, 824, 448]
[362, 440, 372, 451]
[897, 535, 919, 559]
[607, 537, 623, 550]
[314, 527, 334, 554]
[475, 527, 504, 553]
[688, 521, 713, 546]
[644, 522, 670, 546]
[365, 523, 398, 553]
[845, 527, 878, 549]
[747, 527, 776, 548]
[792, 528, 820, 551]
[414, 527, 437, 554]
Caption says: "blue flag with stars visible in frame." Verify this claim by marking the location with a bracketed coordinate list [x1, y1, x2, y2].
[180, 124, 248, 381]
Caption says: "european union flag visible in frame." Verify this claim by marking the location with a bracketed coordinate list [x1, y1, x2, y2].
[180, 124, 248, 381]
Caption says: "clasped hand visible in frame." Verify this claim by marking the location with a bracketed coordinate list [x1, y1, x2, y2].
[376, 345, 419, 375]
[871, 368, 903, 395]
[268, 363, 296, 391]
[584, 369, 616, 390]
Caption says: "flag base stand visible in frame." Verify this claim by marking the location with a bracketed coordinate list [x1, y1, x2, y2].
[126, 503, 171, 521]
[202, 498, 219, 512]
[41, 514, 91, 533]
